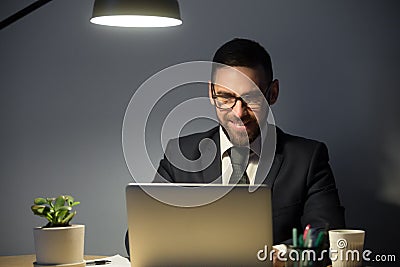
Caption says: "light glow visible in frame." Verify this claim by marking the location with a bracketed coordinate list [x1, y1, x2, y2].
[90, 15, 182, 27]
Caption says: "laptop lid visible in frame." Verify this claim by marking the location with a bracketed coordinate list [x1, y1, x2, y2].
[126, 183, 273, 266]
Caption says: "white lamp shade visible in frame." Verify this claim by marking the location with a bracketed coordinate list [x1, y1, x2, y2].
[90, 0, 182, 27]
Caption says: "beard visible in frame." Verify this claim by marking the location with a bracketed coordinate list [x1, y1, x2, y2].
[218, 111, 261, 146]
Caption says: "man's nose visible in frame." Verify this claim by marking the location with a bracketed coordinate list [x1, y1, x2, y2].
[231, 99, 247, 118]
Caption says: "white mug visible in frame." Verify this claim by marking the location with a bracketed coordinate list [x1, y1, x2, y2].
[329, 229, 365, 267]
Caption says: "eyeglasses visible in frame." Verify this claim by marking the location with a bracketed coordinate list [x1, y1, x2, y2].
[211, 83, 271, 110]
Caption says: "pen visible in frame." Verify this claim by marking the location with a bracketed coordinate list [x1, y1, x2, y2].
[303, 224, 311, 241]
[298, 235, 304, 247]
[86, 259, 111, 265]
[292, 228, 298, 247]
[314, 231, 325, 248]
[305, 228, 313, 248]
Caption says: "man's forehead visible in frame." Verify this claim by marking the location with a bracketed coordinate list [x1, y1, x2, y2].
[213, 66, 263, 94]
[214, 67, 259, 87]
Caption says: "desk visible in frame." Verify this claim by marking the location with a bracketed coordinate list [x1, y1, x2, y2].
[0, 255, 334, 267]
[0, 255, 104, 267]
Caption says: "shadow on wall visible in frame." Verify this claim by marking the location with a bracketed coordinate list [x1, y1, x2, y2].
[345, 193, 399, 267]
[362, 131, 400, 266]
[378, 128, 400, 207]
[332, 125, 400, 266]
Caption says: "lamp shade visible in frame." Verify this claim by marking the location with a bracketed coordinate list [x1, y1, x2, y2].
[90, 0, 182, 27]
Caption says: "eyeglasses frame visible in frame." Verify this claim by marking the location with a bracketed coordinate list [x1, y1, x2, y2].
[210, 82, 272, 110]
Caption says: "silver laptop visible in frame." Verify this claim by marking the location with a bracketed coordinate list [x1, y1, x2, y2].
[126, 183, 273, 266]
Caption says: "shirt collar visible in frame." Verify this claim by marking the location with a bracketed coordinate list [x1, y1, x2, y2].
[219, 126, 262, 159]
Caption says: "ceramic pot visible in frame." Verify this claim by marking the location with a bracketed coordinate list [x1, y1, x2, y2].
[33, 224, 85, 265]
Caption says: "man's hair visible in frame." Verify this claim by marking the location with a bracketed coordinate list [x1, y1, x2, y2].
[211, 38, 273, 83]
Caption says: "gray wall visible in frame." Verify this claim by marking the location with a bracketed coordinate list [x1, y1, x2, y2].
[1, 0, 399, 262]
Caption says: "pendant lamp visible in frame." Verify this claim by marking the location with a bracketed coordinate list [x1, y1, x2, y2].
[90, 0, 182, 27]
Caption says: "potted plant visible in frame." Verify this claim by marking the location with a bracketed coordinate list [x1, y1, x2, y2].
[31, 195, 85, 266]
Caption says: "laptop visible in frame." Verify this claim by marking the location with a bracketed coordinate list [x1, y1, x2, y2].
[126, 183, 273, 266]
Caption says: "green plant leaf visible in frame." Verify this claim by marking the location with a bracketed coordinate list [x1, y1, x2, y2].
[56, 209, 69, 223]
[65, 195, 74, 206]
[32, 205, 53, 223]
[42, 206, 52, 215]
[32, 195, 78, 226]
[46, 212, 54, 222]
[34, 198, 47, 205]
[31, 205, 45, 215]
[54, 196, 65, 209]
[47, 198, 55, 209]
[71, 201, 80, 207]
[57, 206, 72, 212]
[61, 211, 76, 225]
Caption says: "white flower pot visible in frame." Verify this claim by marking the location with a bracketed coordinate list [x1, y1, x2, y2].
[33, 224, 85, 265]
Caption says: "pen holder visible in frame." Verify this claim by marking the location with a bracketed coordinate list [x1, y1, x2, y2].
[285, 246, 329, 267]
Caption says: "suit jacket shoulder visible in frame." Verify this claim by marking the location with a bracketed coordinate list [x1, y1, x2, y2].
[275, 128, 333, 186]
[154, 126, 220, 183]
[170, 126, 219, 160]
[277, 128, 325, 155]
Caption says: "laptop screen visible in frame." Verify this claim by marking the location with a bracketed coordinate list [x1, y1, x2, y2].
[126, 183, 273, 266]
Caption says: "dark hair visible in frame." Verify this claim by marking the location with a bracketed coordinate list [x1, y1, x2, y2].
[211, 38, 273, 83]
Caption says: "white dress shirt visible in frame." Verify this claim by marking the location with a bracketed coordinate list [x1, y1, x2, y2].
[219, 126, 262, 185]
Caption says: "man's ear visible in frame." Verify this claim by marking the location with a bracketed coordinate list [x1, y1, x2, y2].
[208, 81, 215, 105]
[267, 79, 279, 105]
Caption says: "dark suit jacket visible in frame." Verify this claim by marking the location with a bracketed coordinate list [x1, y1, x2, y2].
[153, 125, 345, 244]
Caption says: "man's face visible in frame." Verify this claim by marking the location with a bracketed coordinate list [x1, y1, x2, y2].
[209, 65, 270, 146]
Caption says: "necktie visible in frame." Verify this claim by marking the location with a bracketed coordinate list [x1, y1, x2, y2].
[229, 146, 250, 184]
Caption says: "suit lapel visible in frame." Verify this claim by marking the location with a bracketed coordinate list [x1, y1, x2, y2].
[256, 125, 284, 187]
[262, 154, 283, 186]
[200, 128, 222, 183]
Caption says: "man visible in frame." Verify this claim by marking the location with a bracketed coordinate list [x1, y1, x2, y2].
[154, 38, 345, 246]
